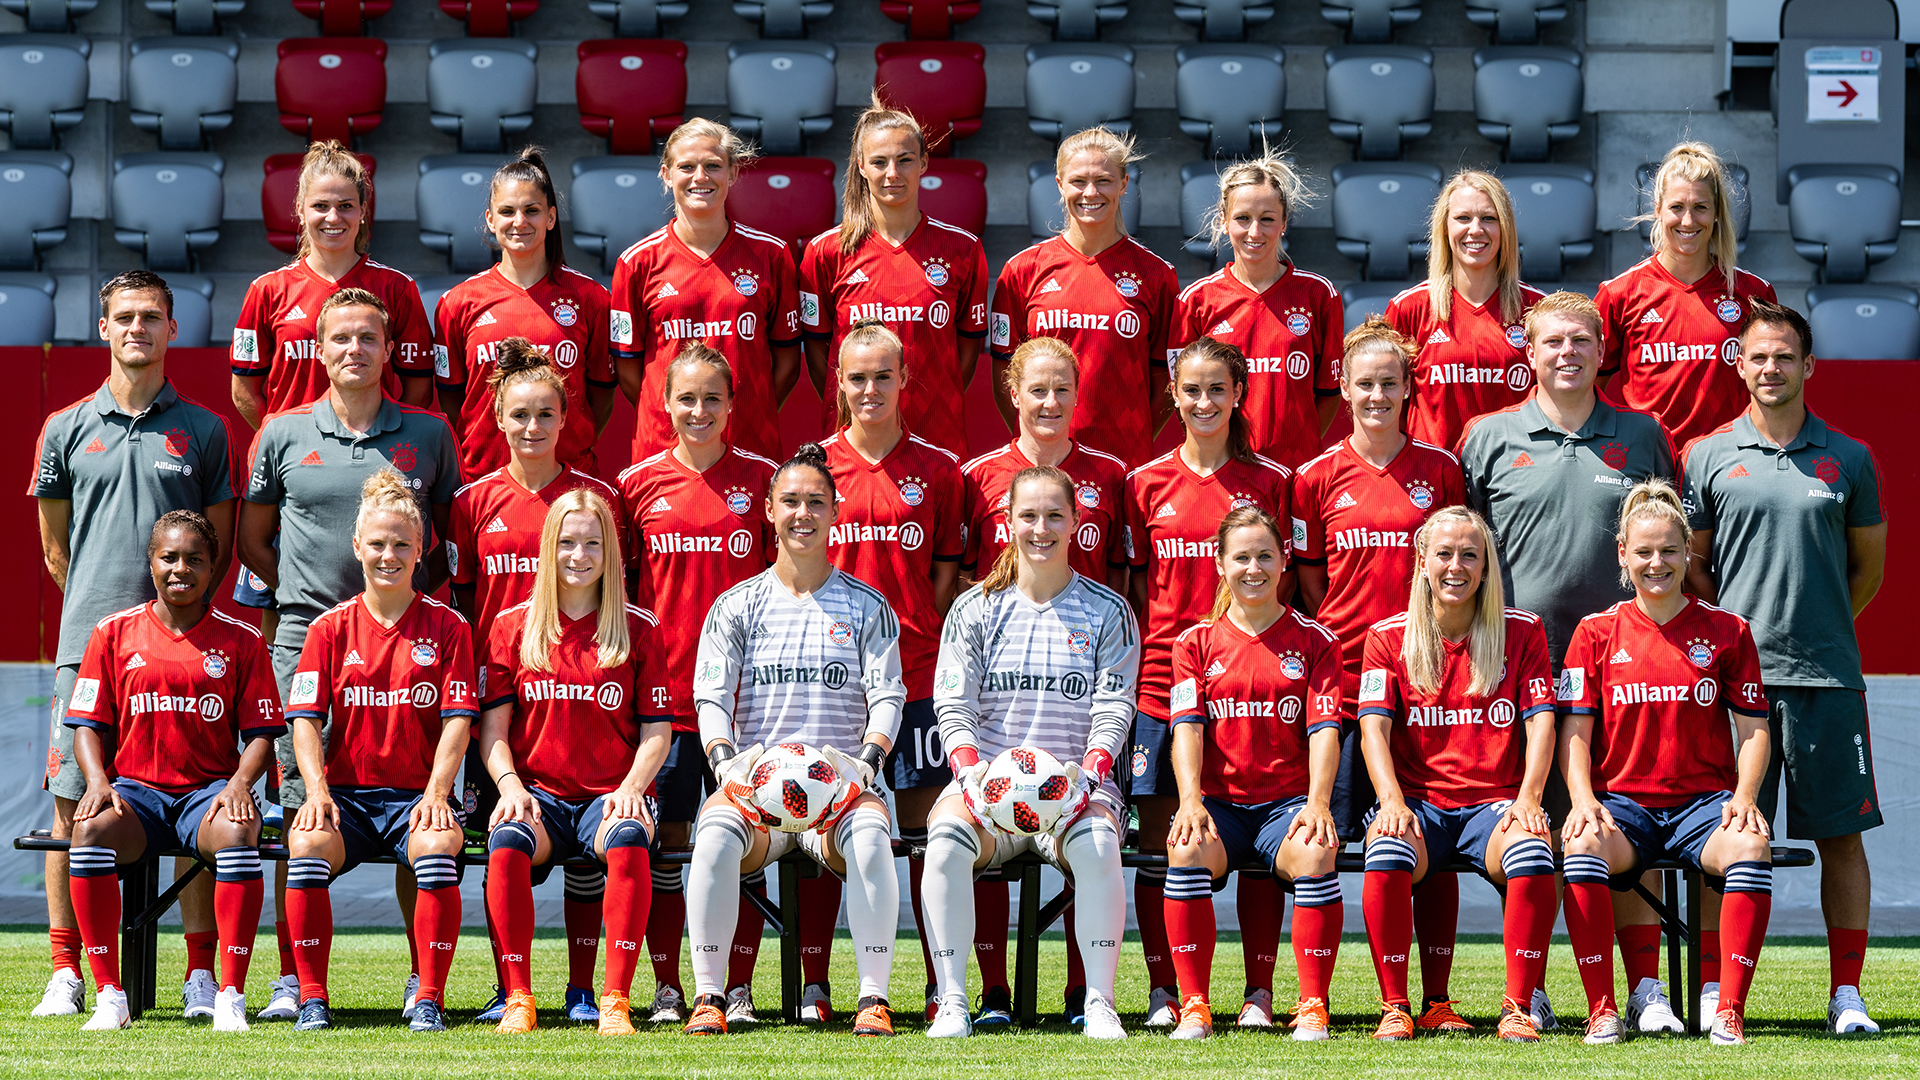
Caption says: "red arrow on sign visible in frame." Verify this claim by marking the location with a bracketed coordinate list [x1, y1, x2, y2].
[1828, 80, 1860, 107]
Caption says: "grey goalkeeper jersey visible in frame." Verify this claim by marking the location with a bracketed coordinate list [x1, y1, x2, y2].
[933, 574, 1140, 765]
[693, 567, 907, 751]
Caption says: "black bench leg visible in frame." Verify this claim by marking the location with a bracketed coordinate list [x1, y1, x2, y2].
[121, 858, 160, 1019]
[1663, 867, 1684, 1034]
[1014, 861, 1040, 1028]
[778, 857, 801, 1025]
[1685, 869, 1702, 1037]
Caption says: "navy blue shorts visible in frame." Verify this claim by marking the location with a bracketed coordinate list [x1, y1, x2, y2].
[112, 777, 235, 855]
[331, 786, 456, 876]
[887, 698, 948, 791]
[1600, 790, 1731, 884]
[654, 729, 710, 823]
[1367, 798, 1515, 878]
[1202, 795, 1309, 882]
[520, 785, 655, 885]
[1124, 711, 1177, 799]
[1330, 720, 1374, 843]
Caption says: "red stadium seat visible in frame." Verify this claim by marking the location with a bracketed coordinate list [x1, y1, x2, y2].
[290, 0, 392, 34]
[875, 42, 985, 156]
[275, 38, 388, 144]
[439, 0, 538, 35]
[262, 152, 376, 254]
[879, 0, 980, 38]
[730, 157, 837, 254]
[576, 39, 688, 155]
[918, 158, 987, 236]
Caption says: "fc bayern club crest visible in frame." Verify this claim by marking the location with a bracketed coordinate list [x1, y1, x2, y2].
[1076, 482, 1100, 509]
[1406, 481, 1433, 510]
[1115, 275, 1139, 298]
[1279, 654, 1306, 680]
[898, 480, 925, 506]
[1505, 325, 1527, 349]
[411, 641, 438, 666]
[828, 621, 854, 645]
[726, 490, 752, 514]
[163, 429, 190, 457]
[391, 444, 417, 472]
[1688, 642, 1714, 668]
[1716, 298, 1742, 322]
[1230, 494, 1256, 510]
[733, 272, 759, 297]
[1286, 312, 1310, 336]
[202, 653, 227, 679]
[924, 262, 949, 287]
[1066, 629, 1092, 654]
[551, 302, 579, 326]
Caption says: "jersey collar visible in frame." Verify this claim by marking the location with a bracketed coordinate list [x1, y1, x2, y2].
[1519, 393, 1617, 441]
[312, 395, 404, 441]
[1732, 410, 1827, 453]
[91, 378, 180, 420]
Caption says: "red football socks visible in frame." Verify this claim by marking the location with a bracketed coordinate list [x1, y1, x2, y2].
[284, 885, 333, 1002]
[1619, 923, 1662, 989]
[602, 847, 650, 996]
[1503, 872, 1557, 1004]
[275, 920, 295, 978]
[564, 897, 602, 990]
[1700, 928, 1722, 985]
[973, 879, 1010, 991]
[49, 926, 82, 979]
[1162, 881, 1215, 1003]
[1563, 881, 1617, 1009]
[484, 848, 535, 995]
[184, 930, 217, 979]
[213, 878, 264, 992]
[69, 873, 123, 992]
[1362, 869, 1414, 1006]
[412, 881, 461, 1005]
[647, 887, 686, 991]
[1719, 890, 1771, 1013]
[1236, 873, 1283, 993]
[1135, 874, 1176, 990]
[1290, 893, 1341, 1002]
[797, 875, 840, 986]
[1830, 927, 1868, 995]
[1414, 872, 1458, 1001]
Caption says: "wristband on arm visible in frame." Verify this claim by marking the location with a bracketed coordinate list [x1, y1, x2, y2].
[707, 743, 737, 773]
[856, 741, 887, 778]
[947, 745, 981, 770]
[1081, 748, 1114, 784]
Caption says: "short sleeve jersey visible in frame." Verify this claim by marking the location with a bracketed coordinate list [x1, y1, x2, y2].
[448, 466, 628, 647]
[821, 431, 966, 700]
[1558, 597, 1768, 807]
[1681, 412, 1885, 689]
[990, 236, 1179, 463]
[1387, 280, 1547, 450]
[64, 603, 285, 792]
[617, 446, 777, 728]
[1596, 258, 1776, 449]
[433, 265, 616, 479]
[230, 257, 434, 411]
[1357, 609, 1556, 809]
[285, 593, 479, 791]
[1456, 395, 1677, 668]
[481, 602, 662, 800]
[798, 218, 989, 457]
[30, 381, 235, 666]
[1175, 264, 1345, 470]
[960, 441, 1128, 579]
[1123, 450, 1293, 721]
[1168, 611, 1345, 804]
[609, 222, 802, 462]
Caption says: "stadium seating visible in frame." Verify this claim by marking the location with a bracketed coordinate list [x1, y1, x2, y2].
[1325, 45, 1434, 160]
[0, 151, 70, 270]
[1028, 0, 1128, 41]
[874, 41, 986, 156]
[729, 156, 837, 251]
[1330, 160, 1441, 279]
[0, 34, 88, 150]
[590, 0, 688, 37]
[0, 272, 55, 345]
[1500, 163, 1594, 281]
[110, 153, 225, 271]
[1472, 46, 1582, 161]
[569, 156, 675, 275]
[428, 39, 538, 153]
[291, 0, 392, 35]
[1787, 165, 1902, 283]
[417, 154, 508, 272]
[127, 38, 238, 152]
[1342, 280, 1403, 330]
[1320, 0, 1421, 43]
[1805, 284, 1920, 360]
[1178, 159, 1227, 265]
[1025, 43, 1135, 141]
[919, 158, 988, 237]
[1175, 44, 1285, 159]
[577, 40, 687, 155]
[163, 273, 215, 348]
[261, 151, 375, 255]
[1464, 0, 1567, 44]
[1635, 160, 1751, 255]
[143, 0, 245, 34]
[276, 38, 388, 144]
[879, 0, 980, 39]
[726, 41, 837, 156]
[439, 0, 538, 36]
[0, 0, 93, 32]
[1174, 0, 1274, 41]
[1028, 159, 1140, 240]
[734, 0, 833, 38]
[416, 274, 468, 328]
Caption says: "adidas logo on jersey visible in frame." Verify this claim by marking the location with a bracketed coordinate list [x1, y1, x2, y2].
[475, 310, 498, 327]
[287, 304, 308, 321]
[1206, 660, 1227, 677]
[649, 497, 673, 514]
[125, 653, 146, 670]
[1610, 648, 1633, 665]
[847, 270, 869, 284]
[299, 450, 324, 466]
[484, 517, 508, 534]
[1154, 504, 1177, 519]
[1510, 452, 1534, 468]
[1639, 309, 1663, 324]
[84, 438, 106, 453]
[658, 282, 678, 298]
[1040, 279, 1062, 294]
[1333, 492, 1357, 510]
[1728, 464, 1750, 478]
[1426, 329, 1450, 344]
[1210, 320, 1234, 335]
[343, 650, 364, 667]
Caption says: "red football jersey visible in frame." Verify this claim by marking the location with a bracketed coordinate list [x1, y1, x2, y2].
[481, 601, 663, 799]
[1169, 610, 1345, 803]
[618, 446, 777, 729]
[65, 604, 285, 793]
[1357, 609, 1556, 809]
[1291, 438, 1465, 699]
[609, 222, 802, 463]
[286, 593, 480, 790]
[1175, 264, 1344, 470]
[798, 218, 990, 456]
[990, 236, 1178, 464]
[230, 257, 434, 413]
[448, 466, 628, 648]
[961, 441, 1128, 581]
[1386, 280, 1546, 451]
[1123, 450, 1293, 721]
[434, 265, 616, 479]
[1596, 258, 1777, 450]
[1558, 597, 1768, 807]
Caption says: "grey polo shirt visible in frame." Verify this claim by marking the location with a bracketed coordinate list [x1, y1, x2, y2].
[244, 397, 459, 647]
[30, 380, 235, 667]
[1458, 395, 1678, 668]
[1681, 411, 1883, 689]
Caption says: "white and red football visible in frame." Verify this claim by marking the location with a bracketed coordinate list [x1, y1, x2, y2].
[980, 746, 1076, 836]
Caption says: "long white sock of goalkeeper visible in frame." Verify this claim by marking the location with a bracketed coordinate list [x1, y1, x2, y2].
[686, 810, 749, 998]
[1060, 812, 1124, 999]
[835, 804, 900, 1000]
[921, 816, 981, 1001]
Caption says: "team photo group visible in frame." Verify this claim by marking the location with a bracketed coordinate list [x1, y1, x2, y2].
[24, 99, 1889, 1050]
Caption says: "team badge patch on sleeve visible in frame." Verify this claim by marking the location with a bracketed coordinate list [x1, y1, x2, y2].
[289, 671, 320, 707]
[1358, 668, 1388, 703]
[70, 677, 99, 712]
[1170, 678, 1197, 715]
[1556, 668, 1583, 702]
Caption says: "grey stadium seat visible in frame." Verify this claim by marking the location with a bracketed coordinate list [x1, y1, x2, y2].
[1325, 45, 1433, 160]
[128, 38, 238, 151]
[1805, 285, 1920, 361]
[0, 151, 69, 270]
[1180, 159, 1228, 264]
[418, 155, 508, 273]
[570, 156, 675, 276]
[1473, 46, 1581, 162]
[1028, 159, 1140, 241]
[1331, 161, 1441, 280]
[110, 152, 223, 271]
[1029, 0, 1127, 41]
[1175, 44, 1284, 159]
[416, 275, 469, 331]
[0, 35, 88, 149]
[0, 272, 54, 345]
[144, 0, 245, 34]
[1635, 161, 1751, 256]
[1464, 0, 1566, 44]
[1500, 163, 1593, 282]
[1026, 43, 1134, 141]
[733, 0, 830, 37]
[1342, 280, 1403, 332]
[727, 41, 835, 157]
[1320, 0, 1420, 43]
[1174, 0, 1273, 42]
[429, 40, 537, 155]
[1787, 165, 1902, 284]
[590, 0, 686, 36]
[159, 273, 213, 348]
[0, 0, 95, 32]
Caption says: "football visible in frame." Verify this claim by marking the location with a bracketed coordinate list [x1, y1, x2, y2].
[979, 746, 1077, 836]
[742, 742, 853, 833]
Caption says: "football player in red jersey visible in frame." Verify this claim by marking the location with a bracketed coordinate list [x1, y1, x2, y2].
[479, 489, 670, 1036]
[1598, 142, 1776, 449]
[1123, 337, 1292, 1027]
[799, 98, 988, 456]
[1557, 480, 1772, 1046]
[618, 343, 777, 1025]
[281, 471, 479, 1034]
[612, 119, 802, 462]
[990, 127, 1178, 463]
[1161, 506, 1345, 1042]
[436, 149, 617, 481]
[1176, 152, 1343, 470]
[1355, 507, 1558, 1043]
[63, 512, 282, 1032]
[1386, 171, 1544, 451]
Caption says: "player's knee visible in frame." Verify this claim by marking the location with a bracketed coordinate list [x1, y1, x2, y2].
[1498, 835, 1555, 879]
[603, 817, 650, 851]
[693, 809, 751, 863]
[1364, 834, 1418, 874]
[923, 817, 980, 875]
[488, 820, 536, 857]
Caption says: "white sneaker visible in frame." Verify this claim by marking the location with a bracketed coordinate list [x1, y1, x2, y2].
[1626, 976, 1683, 1034]
[649, 983, 687, 1023]
[212, 987, 249, 1032]
[1143, 985, 1178, 1027]
[1699, 981, 1720, 1024]
[927, 994, 972, 1038]
[401, 972, 420, 1019]
[1238, 987, 1274, 1028]
[82, 987, 130, 1031]
[1081, 988, 1126, 1040]
[725, 985, 758, 1025]
[182, 968, 217, 1019]
[257, 974, 300, 1021]
[799, 982, 832, 1024]
[1529, 986, 1558, 1031]
[1829, 985, 1880, 1034]
[31, 969, 84, 1017]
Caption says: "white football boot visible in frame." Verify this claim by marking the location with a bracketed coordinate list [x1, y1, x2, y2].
[926, 994, 972, 1038]
[1081, 989, 1127, 1040]
[182, 968, 217, 1019]
[1626, 977, 1683, 1034]
[82, 987, 130, 1031]
[257, 973, 300, 1020]
[212, 987, 250, 1032]
[1828, 986, 1880, 1034]
[31, 969, 84, 1017]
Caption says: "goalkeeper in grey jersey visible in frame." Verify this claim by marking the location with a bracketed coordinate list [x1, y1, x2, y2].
[921, 465, 1141, 1040]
